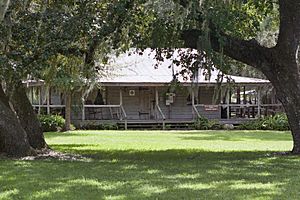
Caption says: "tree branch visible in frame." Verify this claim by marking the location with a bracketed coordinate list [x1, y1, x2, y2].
[181, 29, 273, 74]
[0, 0, 10, 22]
[85, 37, 100, 66]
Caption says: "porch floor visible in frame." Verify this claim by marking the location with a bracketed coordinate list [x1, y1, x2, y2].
[73, 118, 256, 130]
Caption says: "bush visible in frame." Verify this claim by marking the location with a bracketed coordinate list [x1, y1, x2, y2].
[80, 122, 119, 130]
[194, 116, 222, 130]
[38, 114, 75, 132]
[238, 113, 290, 131]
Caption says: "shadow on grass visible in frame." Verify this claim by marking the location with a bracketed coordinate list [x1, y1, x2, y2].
[178, 131, 291, 142]
[1, 145, 300, 199]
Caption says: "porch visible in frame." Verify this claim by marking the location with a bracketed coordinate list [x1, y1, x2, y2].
[29, 84, 284, 130]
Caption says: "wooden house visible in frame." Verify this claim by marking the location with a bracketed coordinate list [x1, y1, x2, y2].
[26, 49, 282, 129]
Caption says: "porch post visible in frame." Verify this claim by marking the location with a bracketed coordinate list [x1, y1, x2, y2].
[257, 87, 261, 118]
[243, 86, 246, 103]
[155, 87, 159, 105]
[119, 87, 123, 105]
[243, 86, 246, 117]
[155, 87, 159, 119]
[81, 100, 85, 122]
[47, 87, 50, 115]
[119, 87, 127, 130]
[227, 89, 230, 119]
[155, 87, 165, 130]
[38, 86, 42, 115]
[191, 88, 195, 106]
[191, 88, 195, 120]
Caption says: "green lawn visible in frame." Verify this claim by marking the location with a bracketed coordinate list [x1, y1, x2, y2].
[1, 130, 300, 199]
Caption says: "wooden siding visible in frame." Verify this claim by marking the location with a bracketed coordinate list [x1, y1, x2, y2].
[76, 86, 222, 121]
[157, 87, 193, 120]
[105, 86, 196, 120]
[198, 86, 215, 104]
[107, 86, 155, 120]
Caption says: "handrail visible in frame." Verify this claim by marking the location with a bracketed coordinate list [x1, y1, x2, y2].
[221, 104, 258, 108]
[219, 103, 283, 107]
[194, 104, 205, 107]
[32, 105, 65, 108]
[84, 105, 121, 108]
[33, 103, 283, 110]
[32, 104, 122, 108]
[261, 104, 283, 107]
[120, 105, 128, 130]
[156, 104, 166, 120]
[192, 104, 201, 119]
[120, 105, 127, 119]
[156, 104, 166, 130]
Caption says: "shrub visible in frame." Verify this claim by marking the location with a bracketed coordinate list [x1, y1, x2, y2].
[238, 120, 262, 130]
[80, 122, 119, 130]
[38, 114, 75, 132]
[194, 116, 222, 130]
[238, 113, 289, 131]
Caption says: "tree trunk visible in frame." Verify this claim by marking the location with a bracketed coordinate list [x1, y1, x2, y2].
[0, 86, 34, 157]
[265, 0, 300, 153]
[10, 81, 47, 149]
[64, 91, 72, 131]
[265, 56, 300, 154]
[270, 77, 300, 154]
[283, 101, 300, 154]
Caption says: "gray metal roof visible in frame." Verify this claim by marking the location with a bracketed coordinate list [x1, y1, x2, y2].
[99, 49, 269, 86]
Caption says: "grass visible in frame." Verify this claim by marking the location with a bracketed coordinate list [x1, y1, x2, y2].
[1, 130, 300, 199]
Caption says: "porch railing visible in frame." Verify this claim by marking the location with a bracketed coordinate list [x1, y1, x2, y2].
[120, 105, 128, 130]
[82, 105, 119, 120]
[155, 104, 166, 130]
[33, 103, 284, 127]
[82, 104, 127, 129]
[33, 104, 128, 128]
[220, 103, 284, 119]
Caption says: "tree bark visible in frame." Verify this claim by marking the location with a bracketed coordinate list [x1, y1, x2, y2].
[64, 91, 72, 131]
[0, 0, 10, 22]
[281, 98, 300, 154]
[10, 81, 47, 149]
[0, 83, 10, 108]
[267, 64, 300, 154]
[0, 85, 34, 157]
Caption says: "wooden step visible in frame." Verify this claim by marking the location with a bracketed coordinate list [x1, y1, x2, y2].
[118, 121, 195, 130]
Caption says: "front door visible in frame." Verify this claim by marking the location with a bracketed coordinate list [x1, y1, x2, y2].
[139, 88, 151, 120]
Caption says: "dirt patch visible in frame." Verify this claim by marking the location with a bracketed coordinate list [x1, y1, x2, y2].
[20, 149, 90, 161]
[0, 149, 90, 161]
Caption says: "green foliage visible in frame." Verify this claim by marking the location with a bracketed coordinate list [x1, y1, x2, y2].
[238, 113, 290, 131]
[80, 122, 119, 130]
[43, 54, 86, 92]
[137, 0, 279, 77]
[38, 114, 75, 132]
[194, 116, 222, 130]
[0, 0, 150, 82]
